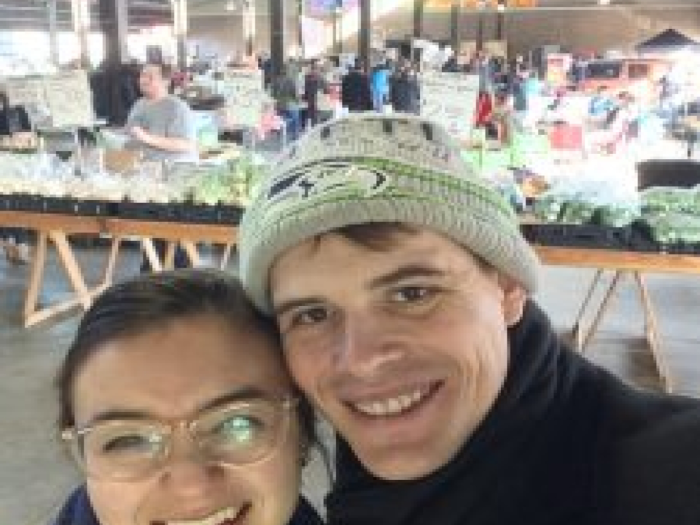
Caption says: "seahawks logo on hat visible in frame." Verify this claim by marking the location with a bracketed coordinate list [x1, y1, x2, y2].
[266, 160, 390, 206]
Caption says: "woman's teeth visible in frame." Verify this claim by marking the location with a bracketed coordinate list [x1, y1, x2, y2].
[168, 506, 242, 525]
[353, 386, 432, 417]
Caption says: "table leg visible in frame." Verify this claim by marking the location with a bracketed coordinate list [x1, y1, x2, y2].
[141, 239, 163, 272]
[164, 242, 177, 270]
[571, 269, 605, 351]
[23, 232, 48, 324]
[102, 236, 122, 286]
[181, 241, 201, 267]
[220, 243, 234, 270]
[633, 272, 673, 393]
[581, 270, 625, 352]
[50, 232, 92, 309]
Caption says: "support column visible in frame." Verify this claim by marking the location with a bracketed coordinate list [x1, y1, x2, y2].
[413, 0, 424, 39]
[450, 0, 461, 54]
[476, 6, 485, 51]
[48, 0, 59, 66]
[243, 0, 256, 57]
[359, 0, 371, 68]
[496, 10, 505, 41]
[100, 0, 129, 66]
[99, 0, 130, 124]
[171, 0, 188, 70]
[71, 0, 91, 68]
[269, 0, 285, 80]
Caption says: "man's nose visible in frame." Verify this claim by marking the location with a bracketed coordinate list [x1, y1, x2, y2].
[332, 311, 405, 378]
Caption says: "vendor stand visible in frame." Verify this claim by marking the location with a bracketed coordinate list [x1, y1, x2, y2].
[0, 209, 239, 328]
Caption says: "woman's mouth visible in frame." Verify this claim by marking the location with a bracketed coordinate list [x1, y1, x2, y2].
[153, 504, 251, 525]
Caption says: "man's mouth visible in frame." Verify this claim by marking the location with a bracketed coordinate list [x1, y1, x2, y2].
[154, 504, 251, 525]
[350, 382, 441, 417]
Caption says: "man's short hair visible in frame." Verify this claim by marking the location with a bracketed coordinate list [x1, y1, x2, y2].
[141, 62, 173, 82]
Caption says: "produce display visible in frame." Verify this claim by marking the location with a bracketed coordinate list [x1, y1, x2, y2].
[0, 148, 267, 224]
[527, 180, 700, 253]
[640, 187, 698, 215]
[640, 213, 700, 245]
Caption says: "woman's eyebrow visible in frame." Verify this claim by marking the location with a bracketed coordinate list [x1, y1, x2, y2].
[85, 388, 273, 426]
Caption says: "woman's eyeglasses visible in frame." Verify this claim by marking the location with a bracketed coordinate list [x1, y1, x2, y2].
[61, 395, 299, 481]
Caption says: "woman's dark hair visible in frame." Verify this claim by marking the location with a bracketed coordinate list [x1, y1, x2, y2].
[56, 269, 318, 455]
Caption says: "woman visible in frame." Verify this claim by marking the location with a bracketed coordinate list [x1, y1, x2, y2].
[52, 269, 325, 525]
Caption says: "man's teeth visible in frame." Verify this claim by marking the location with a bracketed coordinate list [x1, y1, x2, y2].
[168, 506, 241, 525]
[354, 387, 431, 416]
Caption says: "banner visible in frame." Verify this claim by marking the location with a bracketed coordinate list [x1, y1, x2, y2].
[5, 71, 95, 128]
[300, 15, 327, 58]
[420, 72, 480, 141]
[43, 71, 95, 128]
[304, 0, 359, 18]
[219, 69, 269, 129]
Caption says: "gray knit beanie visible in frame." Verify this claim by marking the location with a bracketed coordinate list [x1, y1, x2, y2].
[239, 113, 539, 314]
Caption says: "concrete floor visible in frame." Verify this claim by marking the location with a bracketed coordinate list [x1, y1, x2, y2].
[2, 241, 699, 525]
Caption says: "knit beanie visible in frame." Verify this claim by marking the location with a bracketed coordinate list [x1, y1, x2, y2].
[239, 113, 540, 314]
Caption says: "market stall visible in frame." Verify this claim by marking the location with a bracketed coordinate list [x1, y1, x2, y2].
[0, 210, 238, 327]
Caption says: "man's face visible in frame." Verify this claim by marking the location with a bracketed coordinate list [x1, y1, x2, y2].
[270, 228, 526, 480]
[72, 315, 302, 525]
[139, 65, 167, 99]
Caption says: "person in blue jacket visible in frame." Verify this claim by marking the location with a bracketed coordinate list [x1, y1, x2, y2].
[52, 269, 325, 525]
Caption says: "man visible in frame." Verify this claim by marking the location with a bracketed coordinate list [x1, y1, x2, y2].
[126, 62, 198, 270]
[389, 61, 421, 115]
[303, 61, 328, 128]
[341, 60, 372, 113]
[238, 114, 700, 525]
[126, 62, 198, 162]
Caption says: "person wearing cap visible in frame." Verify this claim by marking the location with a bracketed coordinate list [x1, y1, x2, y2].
[238, 113, 700, 525]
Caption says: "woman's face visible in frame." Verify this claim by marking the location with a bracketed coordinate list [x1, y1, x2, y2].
[71, 314, 303, 525]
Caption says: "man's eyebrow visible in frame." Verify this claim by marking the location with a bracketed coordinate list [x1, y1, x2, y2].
[273, 296, 326, 319]
[83, 387, 273, 427]
[368, 264, 446, 290]
[272, 265, 447, 318]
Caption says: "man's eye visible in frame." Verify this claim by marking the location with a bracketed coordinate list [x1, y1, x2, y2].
[292, 307, 329, 326]
[392, 286, 433, 303]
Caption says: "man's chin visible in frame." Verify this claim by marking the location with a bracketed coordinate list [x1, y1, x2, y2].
[353, 443, 446, 481]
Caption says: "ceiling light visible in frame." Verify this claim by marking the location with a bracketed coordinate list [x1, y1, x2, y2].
[226, 1, 236, 11]
[598, 0, 611, 5]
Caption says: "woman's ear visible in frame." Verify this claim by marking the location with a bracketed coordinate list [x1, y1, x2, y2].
[498, 274, 527, 327]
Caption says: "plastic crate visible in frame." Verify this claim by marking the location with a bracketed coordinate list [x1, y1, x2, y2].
[176, 203, 220, 224]
[521, 223, 630, 250]
[218, 205, 245, 225]
[12, 194, 45, 212]
[117, 201, 179, 222]
[0, 194, 14, 211]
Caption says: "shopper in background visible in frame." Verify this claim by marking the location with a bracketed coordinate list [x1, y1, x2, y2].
[389, 60, 421, 115]
[303, 61, 328, 129]
[341, 59, 372, 113]
[239, 114, 700, 525]
[0, 91, 33, 265]
[273, 65, 303, 141]
[51, 270, 324, 525]
[126, 62, 198, 163]
[370, 59, 392, 112]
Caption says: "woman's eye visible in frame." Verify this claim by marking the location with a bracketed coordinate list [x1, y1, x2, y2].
[215, 416, 265, 444]
[102, 434, 159, 454]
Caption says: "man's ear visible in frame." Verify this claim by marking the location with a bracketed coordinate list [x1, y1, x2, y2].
[498, 274, 527, 327]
